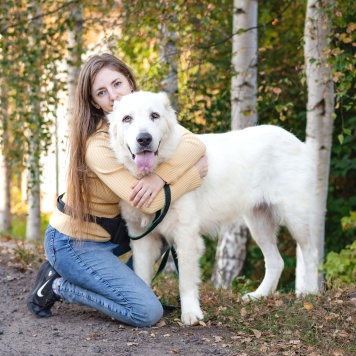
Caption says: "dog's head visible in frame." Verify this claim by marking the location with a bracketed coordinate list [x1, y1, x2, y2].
[108, 91, 179, 178]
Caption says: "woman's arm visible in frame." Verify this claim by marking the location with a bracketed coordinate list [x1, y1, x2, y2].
[153, 125, 206, 183]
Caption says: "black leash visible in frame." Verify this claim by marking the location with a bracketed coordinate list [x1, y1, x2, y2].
[153, 245, 180, 311]
[129, 184, 171, 240]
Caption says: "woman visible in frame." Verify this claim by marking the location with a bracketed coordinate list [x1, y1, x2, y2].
[26, 53, 207, 328]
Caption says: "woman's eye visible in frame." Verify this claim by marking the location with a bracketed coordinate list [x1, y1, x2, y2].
[122, 115, 132, 123]
[114, 81, 121, 88]
[151, 112, 160, 120]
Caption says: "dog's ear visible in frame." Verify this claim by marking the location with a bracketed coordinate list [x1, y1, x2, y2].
[158, 92, 171, 109]
[158, 92, 178, 126]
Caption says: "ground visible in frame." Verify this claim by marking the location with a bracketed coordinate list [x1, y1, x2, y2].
[0, 239, 354, 356]
[0, 241, 232, 356]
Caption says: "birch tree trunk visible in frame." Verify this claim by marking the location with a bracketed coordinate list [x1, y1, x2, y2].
[0, 86, 11, 232]
[300, 0, 334, 289]
[212, 0, 258, 288]
[159, 12, 179, 111]
[26, 3, 42, 242]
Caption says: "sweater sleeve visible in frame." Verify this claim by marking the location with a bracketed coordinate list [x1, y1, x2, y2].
[86, 130, 203, 215]
[155, 125, 206, 183]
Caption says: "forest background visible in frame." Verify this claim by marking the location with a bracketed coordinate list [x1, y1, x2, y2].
[0, 0, 355, 291]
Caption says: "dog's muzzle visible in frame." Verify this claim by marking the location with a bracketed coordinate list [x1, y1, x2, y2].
[127, 135, 161, 173]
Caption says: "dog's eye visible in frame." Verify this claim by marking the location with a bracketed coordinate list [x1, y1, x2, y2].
[151, 112, 160, 120]
[122, 115, 132, 123]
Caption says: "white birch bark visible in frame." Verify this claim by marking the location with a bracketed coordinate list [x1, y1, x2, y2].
[159, 17, 179, 111]
[26, 138, 41, 242]
[300, 0, 334, 288]
[0, 87, 11, 231]
[212, 0, 258, 288]
[26, 3, 42, 242]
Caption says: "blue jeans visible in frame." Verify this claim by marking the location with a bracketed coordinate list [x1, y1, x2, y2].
[44, 225, 163, 327]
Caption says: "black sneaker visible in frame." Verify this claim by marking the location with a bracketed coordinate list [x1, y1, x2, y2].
[27, 261, 61, 317]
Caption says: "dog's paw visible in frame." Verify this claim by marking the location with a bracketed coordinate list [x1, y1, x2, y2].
[242, 291, 264, 302]
[181, 309, 204, 325]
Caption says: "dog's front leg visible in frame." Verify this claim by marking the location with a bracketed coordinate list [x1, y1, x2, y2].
[131, 233, 162, 286]
[175, 230, 205, 325]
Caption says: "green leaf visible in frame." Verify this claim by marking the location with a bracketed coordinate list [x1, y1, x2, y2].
[338, 134, 344, 144]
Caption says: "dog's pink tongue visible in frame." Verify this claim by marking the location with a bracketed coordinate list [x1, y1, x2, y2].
[134, 151, 155, 172]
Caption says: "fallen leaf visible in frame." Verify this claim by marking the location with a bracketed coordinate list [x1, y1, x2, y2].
[251, 329, 262, 338]
[202, 337, 210, 342]
[156, 320, 166, 328]
[213, 335, 224, 342]
[127, 342, 138, 346]
[192, 320, 206, 327]
[275, 300, 284, 306]
[170, 349, 179, 354]
[241, 337, 252, 343]
[337, 330, 350, 338]
[240, 307, 247, 317]
[137, 331, 148, 335]
[174, 318, 184, 327]
[304, 302, 314, 310]
[333, 350, 344, 356]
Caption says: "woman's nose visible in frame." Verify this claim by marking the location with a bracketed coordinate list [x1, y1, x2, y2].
[109, 89, 120, 101]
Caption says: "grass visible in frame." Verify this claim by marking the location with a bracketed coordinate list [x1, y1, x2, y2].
[152, 274, 355, 354]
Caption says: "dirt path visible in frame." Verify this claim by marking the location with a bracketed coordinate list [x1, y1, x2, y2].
[0, 243, 234, 356]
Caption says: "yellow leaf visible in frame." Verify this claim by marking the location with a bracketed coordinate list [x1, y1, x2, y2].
[304, 302, 314, 310]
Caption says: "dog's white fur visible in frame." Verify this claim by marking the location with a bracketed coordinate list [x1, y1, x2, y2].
[108, 91, 319, 325]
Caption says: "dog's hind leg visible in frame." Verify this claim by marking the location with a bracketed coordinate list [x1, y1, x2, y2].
[284, 214, 319, 296]
[132, 233, 164, 286]
[242, 205, 283, 299]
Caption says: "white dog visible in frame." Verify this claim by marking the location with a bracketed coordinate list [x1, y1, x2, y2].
[108, 91, 319, 325]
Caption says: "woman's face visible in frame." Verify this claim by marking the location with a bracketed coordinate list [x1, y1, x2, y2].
[91, 67, 132, 115]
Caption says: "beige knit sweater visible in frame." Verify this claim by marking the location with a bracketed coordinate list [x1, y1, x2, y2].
[49, 122, 205, 241]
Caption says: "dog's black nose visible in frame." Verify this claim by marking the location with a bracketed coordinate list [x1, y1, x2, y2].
[137, 133, 152, 147]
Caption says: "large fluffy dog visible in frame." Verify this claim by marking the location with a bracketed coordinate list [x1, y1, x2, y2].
[108, 91, 319, 325]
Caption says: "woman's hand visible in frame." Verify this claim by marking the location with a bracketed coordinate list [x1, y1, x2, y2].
[130, 173, 166, 208]
[195, 155, 208, 178]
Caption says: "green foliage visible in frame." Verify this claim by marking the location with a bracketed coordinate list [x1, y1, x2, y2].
[323, 240, 356, 286]
[119, 0, 232, 133]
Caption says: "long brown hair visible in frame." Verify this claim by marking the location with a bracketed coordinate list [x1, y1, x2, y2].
[65, 53, 137, 236]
